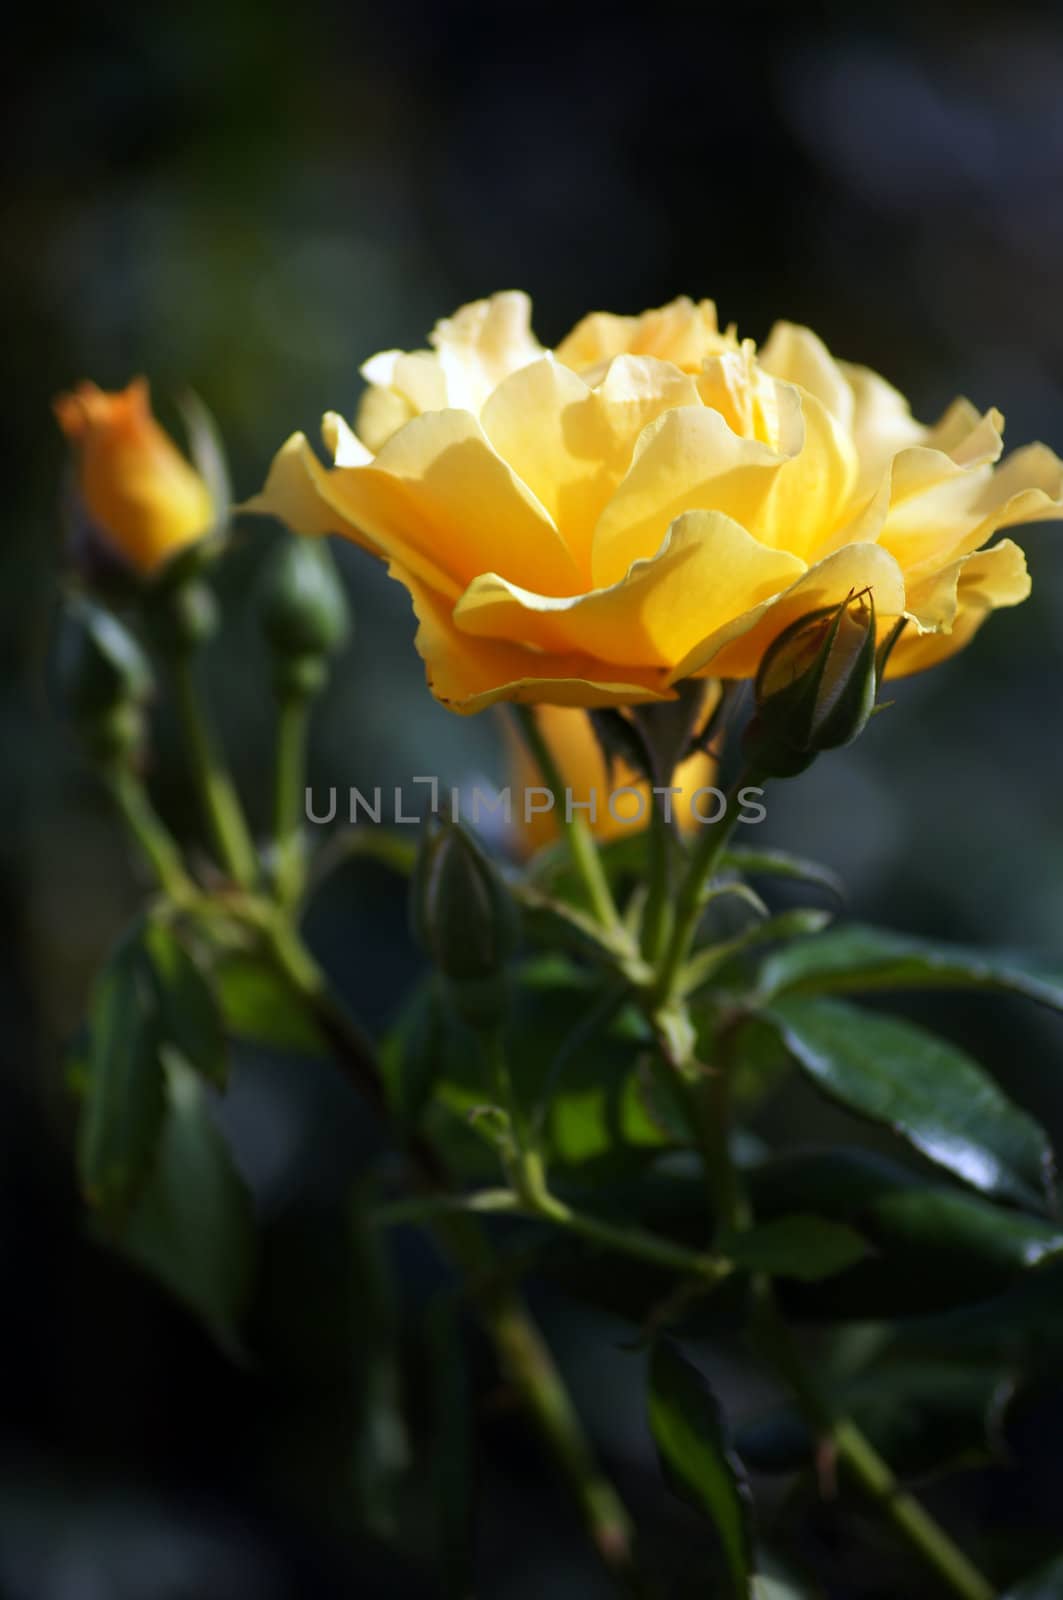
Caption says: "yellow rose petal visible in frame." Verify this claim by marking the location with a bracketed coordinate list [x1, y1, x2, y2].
[555, 297, 731, 373]
[671, 541, 908, 681]
[356, 350, 446, 450]
[253, 409, 586, 599]
[874, 435, 1063, 577]
[242, 428, 462, 600]
[250, 289, 1061, 712]
[428, 290, 544, 411]
[760, 321, 854, 431]
[479, 357, 616, 574]
[454, 509, 805, 670]
[363, 409, 584, 593]
[759, 388, 859, 561]
[839, 360, 926, 499]
[397, 563, 673, 714]
[887, 539, 1030, 677]
[590, 401, 800, 586]
[480, 354, 700, 575]
[924, 399, 1003, 466]
[591, 354, 705, 454]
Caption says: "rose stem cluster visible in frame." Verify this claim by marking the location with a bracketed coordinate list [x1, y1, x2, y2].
[75, 535, 991, 1597]
[514, 677, 994, 1600]
[80, 579, 643, 1592]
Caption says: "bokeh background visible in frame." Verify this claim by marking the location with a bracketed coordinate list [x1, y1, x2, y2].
[5, 3, 1063, 1595]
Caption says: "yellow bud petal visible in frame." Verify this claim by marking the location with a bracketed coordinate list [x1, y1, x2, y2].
[54, 378, 213, 575]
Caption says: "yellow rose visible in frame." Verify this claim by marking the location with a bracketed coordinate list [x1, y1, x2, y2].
[55, 378, 214, 576]
[507, 704, 718, 857]
[248, 292, 1063, 712]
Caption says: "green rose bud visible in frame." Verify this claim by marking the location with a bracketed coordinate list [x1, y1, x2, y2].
[54, 594, 153, 719]
[743, 593, 878, 778]
[53, 595, 155, 762]
[411, 821, 518, 1026]
[262, 536, 351, 661]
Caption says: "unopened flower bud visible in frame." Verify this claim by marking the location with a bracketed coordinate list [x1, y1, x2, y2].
[262, 536, 351, 695]
[743, 594, 878, 778]
[53, 596, 154, 762]
[411, 821, 518, 1025]
[54, 379, 215, 579]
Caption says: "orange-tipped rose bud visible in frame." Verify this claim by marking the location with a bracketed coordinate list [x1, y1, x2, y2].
[508, 705, 718, 858]
[54, 378, 214, 576]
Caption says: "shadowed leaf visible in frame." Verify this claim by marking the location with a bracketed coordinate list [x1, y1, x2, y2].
[77, 929, 165, 1219]
[113, 1055, 255, 1353]
[757, 924, 1063, 1015]
[143, 919, 227, 1086]
[762, 998, 1053, 1208]
[719, 1216, 869, 1282]
[649, 1339, 753, 1597]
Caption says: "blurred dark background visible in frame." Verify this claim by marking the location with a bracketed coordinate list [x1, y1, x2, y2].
[4, 2, 1063, 1595]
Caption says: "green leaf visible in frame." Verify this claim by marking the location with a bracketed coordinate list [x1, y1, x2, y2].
[721, 846, 844, 902]
[113, 1054, 255, 1352]
[1000, 1552, 1063, 1598]
[719, 1216, 869, 1282]
[762, 997, 1053, 1207]
[142, 919, 227, 1086]
[757, 923, 1063, 1015]
[728, 1016, 795, 1113]
[903, 1256, 1063, 1350]
[348, 1196, 410, 1537]
[837, 1361, 1000, 1477]
[77, 930, 165, 1219]
[517, 885, 621, 964]
[178, 387, 232, 533]
[415, 961, 672, 1182]
[747, 1149, 1063, 1317]
[317, 827, 418, 880]
[648, 1340, 754, 1597]
[214, 954, 329, 1058]
[869, 1188, 1062, 1271]
[378, 979, 449, 1128]
[514, 978, 667, 1173]
[752, 1580, 819, 1600]
[752, 1149, 1062, 1271]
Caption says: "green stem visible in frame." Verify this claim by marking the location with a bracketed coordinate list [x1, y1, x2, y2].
[653, 775, 754, 1010]
[467, 1024, 726, 1286]
[640, 785, 672, 963]
[698, 1006, 995, 1600]
[511, 705, 620, 932]
[477, 1026, 729, 1286]
[757, 1287, 993, 1600]
[481, 1023, 519, 1138]
[272, 687, 310, 907]
[257, 910, 640, 1591]
[481, 1287, 638, 1585]
[373, 1188, 732, 1290]
[833, 1418, 994, 1600]
[103, 765, 195, 904]
[680, 1028, 749, 1240]
[173, 651, 258, 890]
[530, 1187, 731, 1284]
